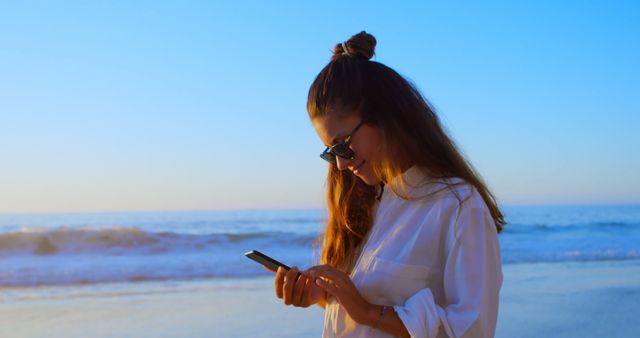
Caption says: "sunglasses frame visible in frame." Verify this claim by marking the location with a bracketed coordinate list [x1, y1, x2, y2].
[319, 119, 366, 164]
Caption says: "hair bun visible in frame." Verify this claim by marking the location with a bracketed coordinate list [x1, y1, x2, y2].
[332, 31, 377, 61]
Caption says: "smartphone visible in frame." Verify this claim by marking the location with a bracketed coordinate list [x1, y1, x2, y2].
[244, 250, 291, 272]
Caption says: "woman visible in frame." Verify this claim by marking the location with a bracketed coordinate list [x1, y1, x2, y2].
[269, 31, 504, 338]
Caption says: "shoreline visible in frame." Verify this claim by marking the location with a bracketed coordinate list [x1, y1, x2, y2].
[1, 259, 639, 337]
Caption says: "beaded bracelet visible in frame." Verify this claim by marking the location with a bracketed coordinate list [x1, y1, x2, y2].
[374, 305, 387, 329]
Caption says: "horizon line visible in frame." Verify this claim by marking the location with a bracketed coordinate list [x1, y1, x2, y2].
[1, 202, 639, 216]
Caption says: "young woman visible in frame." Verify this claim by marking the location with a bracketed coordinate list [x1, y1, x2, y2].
[269, 31, 504, 338]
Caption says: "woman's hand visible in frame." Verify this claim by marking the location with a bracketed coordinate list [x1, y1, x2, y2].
[307, 264, 375, 325]
[267, 265, 326, 308]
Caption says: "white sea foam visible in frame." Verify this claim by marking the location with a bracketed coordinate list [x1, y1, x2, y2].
[0, 206, 638, 287]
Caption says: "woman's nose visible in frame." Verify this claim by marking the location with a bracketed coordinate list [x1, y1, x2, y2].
[335, 155, 353, 171]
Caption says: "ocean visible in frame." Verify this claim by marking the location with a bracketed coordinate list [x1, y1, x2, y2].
[1, 205, 639, 287]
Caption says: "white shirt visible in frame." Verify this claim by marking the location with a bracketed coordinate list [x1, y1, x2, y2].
[321, 166, 502, 338]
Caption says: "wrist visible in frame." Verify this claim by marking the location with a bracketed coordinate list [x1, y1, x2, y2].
[358, 302, 380, 326]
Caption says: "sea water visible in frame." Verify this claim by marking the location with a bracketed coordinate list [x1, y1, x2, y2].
[0, 205, 638, 287]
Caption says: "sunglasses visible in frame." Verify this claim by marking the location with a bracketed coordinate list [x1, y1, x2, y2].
[319, 120, 366, 164]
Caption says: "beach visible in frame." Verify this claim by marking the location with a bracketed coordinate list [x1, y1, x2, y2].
[0, 277, 324, 338]
[497, 259, 640, 338]
[2, 259, 639, 338]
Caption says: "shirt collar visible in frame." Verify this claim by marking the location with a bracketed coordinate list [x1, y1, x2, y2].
[388, 165, 462, 198]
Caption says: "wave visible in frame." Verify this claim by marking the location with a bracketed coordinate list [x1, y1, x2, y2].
[502, 249, 640, 264]
[2, 246, 638, 287]
[503, 221, 639, 234]
[2, 217, 640, 287]
[0, 227, 320, 257]
[0, 248, 317, 287]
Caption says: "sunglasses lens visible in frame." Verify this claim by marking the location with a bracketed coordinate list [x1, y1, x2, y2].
[319, 143, 355, 164]
[320, 152, 336, 163]
[332, 145, 354, 159]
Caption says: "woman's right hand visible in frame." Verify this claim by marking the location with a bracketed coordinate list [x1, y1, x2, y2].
[266, 265, 326, 308]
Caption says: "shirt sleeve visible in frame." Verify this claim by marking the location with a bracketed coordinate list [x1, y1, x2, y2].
[393, 206, 503, 338]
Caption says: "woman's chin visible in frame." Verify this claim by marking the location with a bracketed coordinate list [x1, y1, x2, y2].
[356, 173, 380, 186]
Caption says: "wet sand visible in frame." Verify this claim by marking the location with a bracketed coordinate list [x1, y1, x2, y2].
[1, 260, 639, 337]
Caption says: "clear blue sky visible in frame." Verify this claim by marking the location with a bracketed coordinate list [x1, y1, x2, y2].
[1, 1, 638, 213]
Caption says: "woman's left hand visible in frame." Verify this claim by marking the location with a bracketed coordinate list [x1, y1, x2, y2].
[307, 264, 374, 325]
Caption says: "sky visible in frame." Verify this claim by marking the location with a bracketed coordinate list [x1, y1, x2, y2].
[1, 1, 639, 214]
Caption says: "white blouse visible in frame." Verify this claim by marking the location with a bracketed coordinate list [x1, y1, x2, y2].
[321, 166, 502, 338]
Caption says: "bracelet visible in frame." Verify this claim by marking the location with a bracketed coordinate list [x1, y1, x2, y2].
[373, 305, 387, 329]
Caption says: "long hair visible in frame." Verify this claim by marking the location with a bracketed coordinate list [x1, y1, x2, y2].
[308, 31, 505, 272]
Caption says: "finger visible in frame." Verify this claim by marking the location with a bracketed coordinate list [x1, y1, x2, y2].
[283, 266, 299, 305]
[292, 273, 308, 307]
[308, 265, 347, 284]
[299, 274, 313, 307]
[307, 264, 336, 277]
[274, 266, 286, 299]
[314, 276, 339, 295]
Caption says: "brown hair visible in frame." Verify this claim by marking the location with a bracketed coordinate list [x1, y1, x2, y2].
[308, 31, 505, 272]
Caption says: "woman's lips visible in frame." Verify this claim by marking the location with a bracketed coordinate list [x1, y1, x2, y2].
[352, 161, 365, 174]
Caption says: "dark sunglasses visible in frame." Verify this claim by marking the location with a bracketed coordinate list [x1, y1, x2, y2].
[320, 120, 366, 164]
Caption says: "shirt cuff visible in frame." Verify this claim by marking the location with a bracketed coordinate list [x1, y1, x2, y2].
[393, 288, 454, 338]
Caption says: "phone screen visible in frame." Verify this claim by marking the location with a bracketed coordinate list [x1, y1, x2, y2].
[244, 250, 291, 272]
